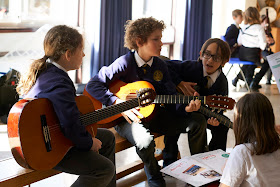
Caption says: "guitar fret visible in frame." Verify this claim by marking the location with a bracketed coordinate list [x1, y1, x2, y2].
[199, 105, 233, 129]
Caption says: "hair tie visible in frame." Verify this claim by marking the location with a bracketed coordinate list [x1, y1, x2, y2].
[43, 55, 50, 62]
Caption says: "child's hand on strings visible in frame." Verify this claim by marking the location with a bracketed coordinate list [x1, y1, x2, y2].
[115, 98, 144, 124]
[207, 117, 220, 126]
[177, 81, 197, 96]
[185, 92, 201, 112]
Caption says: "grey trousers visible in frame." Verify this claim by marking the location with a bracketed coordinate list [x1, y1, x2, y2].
[54, 128, 116, 187]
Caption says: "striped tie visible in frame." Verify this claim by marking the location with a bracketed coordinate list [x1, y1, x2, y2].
[204, 76, 211, 88]
[142, 64, 150, 74]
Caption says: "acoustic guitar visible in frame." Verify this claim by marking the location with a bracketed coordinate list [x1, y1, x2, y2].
[83, 80, 235, 124]
[7, 88, 156, 171]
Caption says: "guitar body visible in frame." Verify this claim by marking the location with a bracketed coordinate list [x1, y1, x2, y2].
[110, 80, 156, 118]
[7, 95, 97, 170]
[84, 80, 156, 121]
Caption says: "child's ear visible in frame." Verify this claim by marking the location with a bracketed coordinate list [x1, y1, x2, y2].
[65, 50, 72, 61]
[136, 38, 143, 47]
[199, 51, 203, 60]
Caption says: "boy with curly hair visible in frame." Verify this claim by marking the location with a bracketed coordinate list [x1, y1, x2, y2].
[85, 17, 207, 187]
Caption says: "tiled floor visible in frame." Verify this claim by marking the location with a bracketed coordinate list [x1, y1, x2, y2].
[1, 63, 279, 186]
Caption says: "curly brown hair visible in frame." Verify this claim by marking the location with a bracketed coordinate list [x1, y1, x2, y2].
[124, 17, 166, 50]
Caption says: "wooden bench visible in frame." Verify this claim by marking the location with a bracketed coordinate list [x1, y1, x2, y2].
[0, 126, 164, 186]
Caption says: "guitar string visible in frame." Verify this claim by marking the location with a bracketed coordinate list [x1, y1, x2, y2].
[46, 98, 141, 132]
[45, 95, 232, 131]
[117, 94, 232, 109]
[80, 99, 140, 126]
[154, 95, 204, 104]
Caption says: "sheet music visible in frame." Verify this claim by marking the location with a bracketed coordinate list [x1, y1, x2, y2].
[161, 149, 229, 187]
[267, 52, 280, 92]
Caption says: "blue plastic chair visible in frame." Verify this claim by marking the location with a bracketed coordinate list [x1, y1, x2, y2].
[226, 58, 254, 91]
[221, 36, 254, 92]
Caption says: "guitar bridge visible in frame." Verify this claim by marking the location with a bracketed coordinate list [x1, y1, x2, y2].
[41, 115, 52, 152]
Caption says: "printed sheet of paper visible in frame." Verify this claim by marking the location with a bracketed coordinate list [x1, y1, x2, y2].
[161, 149, 229, 187]
[267, 52, 280, 92]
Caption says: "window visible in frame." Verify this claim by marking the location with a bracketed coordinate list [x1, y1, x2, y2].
[0, 0, 79, 32]
[132, 0, 175, 58]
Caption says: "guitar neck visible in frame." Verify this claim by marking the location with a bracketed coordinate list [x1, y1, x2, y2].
[80, 98, 139, 126]
[154, 95, 206, 105]
[199, 105, 233, 129]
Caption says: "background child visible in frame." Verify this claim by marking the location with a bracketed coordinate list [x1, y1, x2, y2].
[224, 9, 243, 57]
[219, 92, 280, 186]
[167, 38, 231, 151]
[85, 17, 207, 186]
[17, 25, 116, 187]
[257, 14, 275, 86]
[232, 7, 268, 89]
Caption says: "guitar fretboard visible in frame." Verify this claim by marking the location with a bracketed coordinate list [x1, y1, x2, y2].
[154, 95, 206, 105]
[80, 98, 139, 126]
[199, 105, 233, 129]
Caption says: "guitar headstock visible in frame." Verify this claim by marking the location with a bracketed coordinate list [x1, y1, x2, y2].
[205, 95, 235, 110]
[136, 88, 156, 107]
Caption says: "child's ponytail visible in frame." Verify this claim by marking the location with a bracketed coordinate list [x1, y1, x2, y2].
[16, 55, 48, 96]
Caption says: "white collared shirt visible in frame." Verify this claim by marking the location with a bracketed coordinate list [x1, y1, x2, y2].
[237, 24, 267, 50]
[134, 51, 153, 67]
[203, 67, 221, 88]
[47, 59, 68, 73]
[220, 143, 280, 187]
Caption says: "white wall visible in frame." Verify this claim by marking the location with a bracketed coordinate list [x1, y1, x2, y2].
[211, 0, 247, 38]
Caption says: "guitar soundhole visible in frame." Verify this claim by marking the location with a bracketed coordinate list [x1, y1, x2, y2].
[40, 115, 52, 152]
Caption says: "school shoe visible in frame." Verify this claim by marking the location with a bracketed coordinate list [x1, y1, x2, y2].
[250, 81, 262, 90]
[148, 178, 166, 187]
[266, 81, 271, 85]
